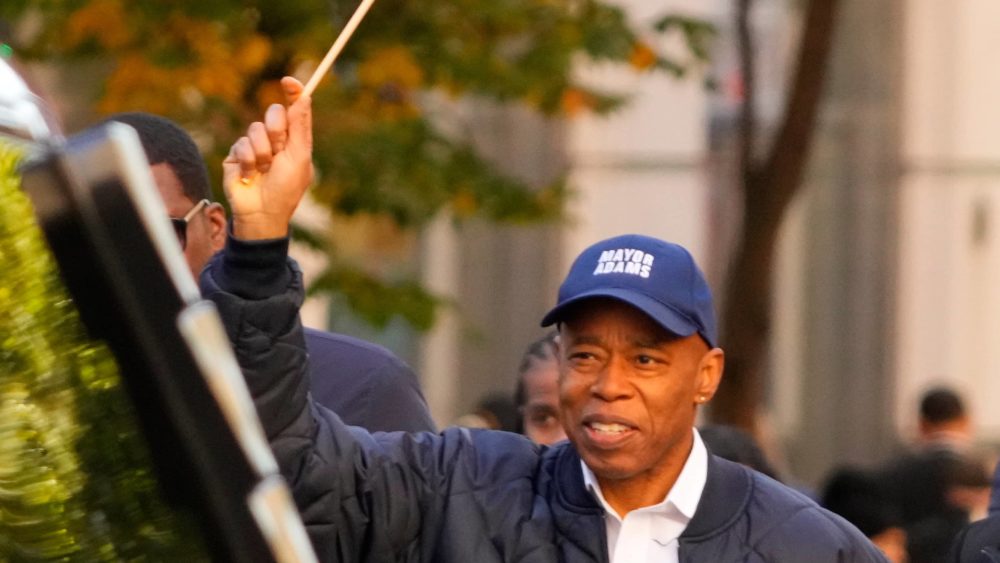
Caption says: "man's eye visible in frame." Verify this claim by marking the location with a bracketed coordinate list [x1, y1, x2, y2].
[525, 407, 559, 428]
[531, 414, 557, 427]
[635, 355, 660, 366]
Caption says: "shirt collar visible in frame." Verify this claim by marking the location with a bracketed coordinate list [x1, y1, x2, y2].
[581, 428, 708, 520]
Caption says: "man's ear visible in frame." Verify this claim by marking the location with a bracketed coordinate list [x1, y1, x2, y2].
[206, 202, 227, 252]
[695, 348, 725, 403]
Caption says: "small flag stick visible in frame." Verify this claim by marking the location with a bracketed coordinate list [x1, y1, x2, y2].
[301, 0, 377, 97]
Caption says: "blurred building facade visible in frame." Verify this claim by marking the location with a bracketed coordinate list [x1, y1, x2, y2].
[895, 0, 1000, 447]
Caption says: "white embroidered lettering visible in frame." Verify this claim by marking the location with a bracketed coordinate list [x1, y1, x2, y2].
[592, 248, 656, 278]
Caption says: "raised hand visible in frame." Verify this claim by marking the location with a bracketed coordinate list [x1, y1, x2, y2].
[222, 77, 314, 240]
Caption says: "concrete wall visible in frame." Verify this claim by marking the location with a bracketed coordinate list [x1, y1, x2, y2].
[896, 0, 1000, 444]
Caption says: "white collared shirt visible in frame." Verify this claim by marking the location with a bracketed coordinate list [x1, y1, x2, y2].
[581, 428, 707, 563]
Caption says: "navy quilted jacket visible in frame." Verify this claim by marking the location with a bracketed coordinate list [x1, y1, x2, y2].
[201, 236, 887, 563]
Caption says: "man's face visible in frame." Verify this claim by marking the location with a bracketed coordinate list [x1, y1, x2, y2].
[521, 357, 567, 446]
[150, 163, 225, 277]
[558, 298, 722, 486]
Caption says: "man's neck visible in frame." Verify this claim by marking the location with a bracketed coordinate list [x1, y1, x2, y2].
[596, 435, 694, 518]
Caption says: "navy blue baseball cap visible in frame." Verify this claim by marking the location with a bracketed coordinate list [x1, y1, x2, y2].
[540, 234, 717, 348]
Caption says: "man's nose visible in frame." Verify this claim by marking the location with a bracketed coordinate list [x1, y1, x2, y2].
[589, 358, 632, 401]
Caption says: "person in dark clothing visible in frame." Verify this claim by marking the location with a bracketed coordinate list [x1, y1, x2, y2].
[698, 424, 780, 481]
[948, 514, 1000, 563]
[948, 460, 1000, 563]
[305, 328, 435, 433]
[206, 75, 886, 562]
[918, 388, 971, 447]
[948, 512, 1000, 563]
[453, 392, 521, 432]
[881, 387, 991, 563]
[822, 467, 908, 563]
[109, 111, 435, 433]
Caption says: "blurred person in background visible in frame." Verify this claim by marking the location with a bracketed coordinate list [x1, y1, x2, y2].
[881, 386, 992, 563]
[823, 467, 909, 563]
[452, 392, 520, 433]
[513, 331, 567, 445]
[917, 387, 974, 451]
[108, 111, 436, 434]
[698, 424, 780, 482]
[947, 460, 1000, 562]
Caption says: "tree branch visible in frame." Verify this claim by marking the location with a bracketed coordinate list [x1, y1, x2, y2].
[736, 0, 756, 181]
[713, 0, 842, 434]
[759, 0, 840, 211]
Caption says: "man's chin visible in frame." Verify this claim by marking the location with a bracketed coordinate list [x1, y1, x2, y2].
[579, 451, 636, 482]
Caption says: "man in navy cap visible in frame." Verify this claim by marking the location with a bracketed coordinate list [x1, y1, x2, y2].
[203, 76, 886, 561]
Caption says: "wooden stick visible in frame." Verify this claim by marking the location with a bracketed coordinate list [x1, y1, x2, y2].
[301, 0, 377, 97]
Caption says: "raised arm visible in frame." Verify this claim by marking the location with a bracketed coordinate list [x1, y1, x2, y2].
[202, 78, 465, 561]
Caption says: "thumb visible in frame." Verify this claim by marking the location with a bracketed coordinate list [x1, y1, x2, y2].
[280, 76, 304, 105]
[281, 76, 312, 158]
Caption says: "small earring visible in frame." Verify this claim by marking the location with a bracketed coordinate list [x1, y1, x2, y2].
[696, 395, 707, 403]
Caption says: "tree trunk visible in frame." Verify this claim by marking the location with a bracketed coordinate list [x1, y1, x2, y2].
[710, 0, 841, 434]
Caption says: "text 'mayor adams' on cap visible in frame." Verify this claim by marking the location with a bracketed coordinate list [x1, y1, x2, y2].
[541, 234, 717, 348]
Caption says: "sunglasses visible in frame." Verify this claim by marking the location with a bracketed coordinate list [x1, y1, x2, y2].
[170, 199, 210, 249]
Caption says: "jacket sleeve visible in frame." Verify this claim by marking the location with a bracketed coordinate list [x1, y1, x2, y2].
[767, 507, 891, 563]
[199, 235, 467, 562]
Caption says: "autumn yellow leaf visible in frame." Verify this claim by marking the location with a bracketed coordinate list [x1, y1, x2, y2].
[236, 35, 273, 75]
[560, 87, 590, 117]
[352, 46, 426, 120]
[628, 41, 657, 71]
[100, 54, 178, 115]
[451, 189, 478, 218]
[358, 46, 424, 89]
[65, 0, 132, 51]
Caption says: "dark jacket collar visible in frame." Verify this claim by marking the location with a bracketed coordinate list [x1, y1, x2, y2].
[681, 453, 752, 539]
[553, 444, 599, 511]
[548, 444, 752, 560]
[549, 444, 607, 561]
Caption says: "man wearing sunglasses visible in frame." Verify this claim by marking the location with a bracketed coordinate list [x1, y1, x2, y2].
[108, 111, 437, 435]
[170, 197, 211, 251]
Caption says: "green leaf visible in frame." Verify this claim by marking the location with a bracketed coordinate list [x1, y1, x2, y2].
[309, 263, 443, 331]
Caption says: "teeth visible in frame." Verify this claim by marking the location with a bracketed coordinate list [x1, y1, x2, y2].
[589, 422, 629, 434]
